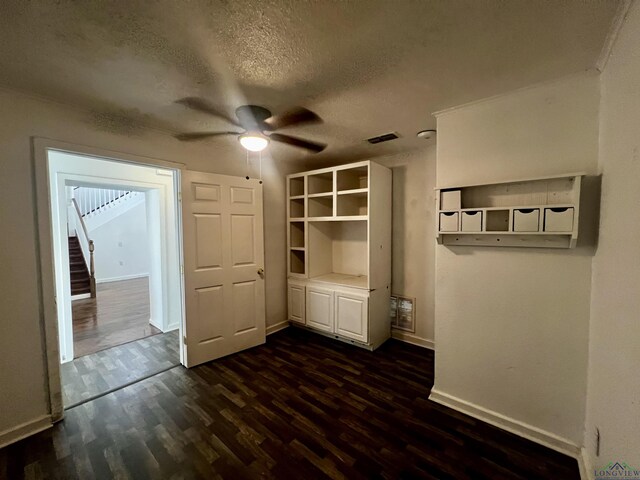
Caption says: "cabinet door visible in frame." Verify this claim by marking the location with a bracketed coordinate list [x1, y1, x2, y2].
[288, 282, 305, 324]
[335, 292, 368, 342]
[306, 286, 334, 332]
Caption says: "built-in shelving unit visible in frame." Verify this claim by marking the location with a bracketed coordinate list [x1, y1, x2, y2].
[435, 173, 583, 248]
[286, 161, 392, 350]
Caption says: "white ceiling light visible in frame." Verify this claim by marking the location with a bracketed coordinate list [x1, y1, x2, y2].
[239, 132, 269, 152]
[416, 129, 436, 139]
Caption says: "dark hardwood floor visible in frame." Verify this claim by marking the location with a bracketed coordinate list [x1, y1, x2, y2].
[0, 328, 580, 479]
[61, 330, 180, 408]
[72, 277, 159, 357]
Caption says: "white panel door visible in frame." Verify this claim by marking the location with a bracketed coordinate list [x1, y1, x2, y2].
[288, 282, 305, 324]
[306, 286, 334, 332]
[335, 292, 368, 342]
[182, 171, 265, 367]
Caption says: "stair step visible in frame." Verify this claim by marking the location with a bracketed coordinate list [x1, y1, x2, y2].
[68, 236, 92, 295]
[71, 287, 91, 295]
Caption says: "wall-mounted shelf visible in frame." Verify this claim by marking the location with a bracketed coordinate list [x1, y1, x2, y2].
[435, 174, 583, 248]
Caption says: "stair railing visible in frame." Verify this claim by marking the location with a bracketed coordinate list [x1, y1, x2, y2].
[74, 187, 137, 219]
[71, 198, 96, 298]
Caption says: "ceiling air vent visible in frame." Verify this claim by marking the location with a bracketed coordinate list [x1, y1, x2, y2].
[367, 132, 399, 144]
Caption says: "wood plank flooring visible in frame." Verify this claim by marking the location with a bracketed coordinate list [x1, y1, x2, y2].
[0, 328, 580, 479]
[72, 277, 158, 357]
[61, 330, 180, 408]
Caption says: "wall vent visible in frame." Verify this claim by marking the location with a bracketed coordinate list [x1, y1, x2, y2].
[367, 132, 399, 144]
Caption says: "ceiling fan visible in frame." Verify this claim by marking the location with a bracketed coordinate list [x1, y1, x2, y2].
[174, 98, 327, 153]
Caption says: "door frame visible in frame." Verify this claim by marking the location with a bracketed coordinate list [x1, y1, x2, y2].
[50, 165, 179, 364]
[34, 138, 187, 422]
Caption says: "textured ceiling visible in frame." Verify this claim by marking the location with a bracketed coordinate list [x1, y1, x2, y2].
[0, 0, 620, 164]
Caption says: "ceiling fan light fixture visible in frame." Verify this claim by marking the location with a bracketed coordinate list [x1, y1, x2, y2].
[239, 132, 269, 152]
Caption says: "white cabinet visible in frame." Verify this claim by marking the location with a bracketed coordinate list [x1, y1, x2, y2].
[287, 160, 391, 350]
[287, 282, 305, 324]
[306, 285, 334, 333]
[335, 291, 368, 342]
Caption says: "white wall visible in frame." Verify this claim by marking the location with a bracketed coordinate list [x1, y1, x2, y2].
[432, 73, 600, 450]
[0, 88, 294, 442]
[584, 1, 640, 469]
[377, 146, 437, 346]
[91, 199, 150, 283]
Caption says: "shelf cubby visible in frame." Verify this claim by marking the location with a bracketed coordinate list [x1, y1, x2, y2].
[290, 222, 305, 248]
[289, 176, 305, 197]
[337, 166, 368, 191]
[486, 209, 510, 232]
[308, 172, 333, 195]
[308, 220, 368, 282]
[337, 191, 368, 216]
[289, 198, 305, 218]
[290, 249, 306, 275]
[308, 196, 334, 217]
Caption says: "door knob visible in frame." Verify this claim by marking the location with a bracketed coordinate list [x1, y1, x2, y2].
[257, 268, 265, 277]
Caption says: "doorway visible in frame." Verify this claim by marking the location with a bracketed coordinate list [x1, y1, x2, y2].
[45, 149, 184, 408]
[35, 138, 266, 423]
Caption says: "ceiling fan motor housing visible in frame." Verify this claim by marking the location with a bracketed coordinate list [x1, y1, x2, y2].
[236, 105, 272, 131]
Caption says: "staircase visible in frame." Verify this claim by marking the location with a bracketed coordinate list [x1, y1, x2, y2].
[68, 236, 92, 296]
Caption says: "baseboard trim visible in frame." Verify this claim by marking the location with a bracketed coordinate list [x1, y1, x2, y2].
[0, 415, 52, 449]
[96, 273, 149, 284]
[266, 321, 289, 335]
[391, 330, 435, 350]
[578, 447, 594, 480]
[428, 388, 580, 457]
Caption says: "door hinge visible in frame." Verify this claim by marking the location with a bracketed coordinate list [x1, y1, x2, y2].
[183, 336, 188, 345]
[181, 264, 184, 274]
[178, 191, 182, 202]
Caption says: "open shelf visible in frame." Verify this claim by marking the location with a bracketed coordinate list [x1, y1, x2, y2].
[310, 272, 368, 290]
[308, 192, 333, 198]
[290, 221, 305, 248]
[308, 196, 334, 217]
[289, 176, 305, 197]
[308, 221, 368, 285]
[337, 191, 368, 216]
[290, 249, 305, 275]
[289, 198, 305, 218]
[337, 165, 368, 191]
[308, 172, 333, 195]
[486, 209, 510, 232]
[435, 174, 583, 248]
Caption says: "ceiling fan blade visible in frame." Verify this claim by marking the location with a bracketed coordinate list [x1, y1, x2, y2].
[174, 131, 239, 141]
[269, 133, 327, 153]
[264, 107, 322, 130]
[175, 97, 241, 127]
